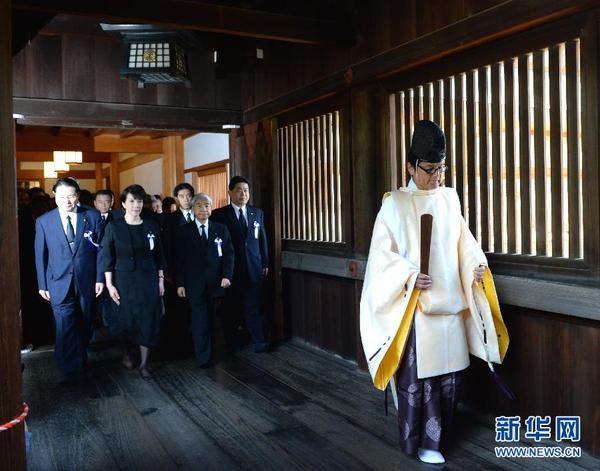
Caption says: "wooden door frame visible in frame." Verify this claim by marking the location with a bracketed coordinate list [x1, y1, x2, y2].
[185, 158, 230, 176]
[0, 0, 26, 468]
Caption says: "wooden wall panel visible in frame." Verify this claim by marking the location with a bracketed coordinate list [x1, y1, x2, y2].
[242, 0, 507, 109]
[93, 38, 130, 104]
[283, 269, 359, 360]
[24, 34, 62, 99]
[12, 35, 241, 111]
[464, 305, 600, 455]
[61, 35, 96, 100]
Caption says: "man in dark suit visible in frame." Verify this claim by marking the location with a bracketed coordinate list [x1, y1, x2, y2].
[163, 182, 195, 269]
[175, 193, 234, 367]
[161, 182, 195, 357]
[211, 176, 270, 353]
[34, 178, 104, 383]
[92, 189, 115, 339]
[93, 189, 114, 224]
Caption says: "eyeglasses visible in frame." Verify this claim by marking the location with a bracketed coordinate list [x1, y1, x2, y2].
[417, 163, 447, 175]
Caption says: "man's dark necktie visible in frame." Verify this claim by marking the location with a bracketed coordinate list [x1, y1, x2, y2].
[200, 224, 206, 241]
[66, 214, 75, 253]
[102, 214, 107, 222]
[186, 212, 192, 223]
[238, 208, 247, 236]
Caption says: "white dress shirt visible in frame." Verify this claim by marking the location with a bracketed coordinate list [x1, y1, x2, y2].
[195, 219, 209, 239]
[231, 203, 247, 223]
[180, 208, 194, 222]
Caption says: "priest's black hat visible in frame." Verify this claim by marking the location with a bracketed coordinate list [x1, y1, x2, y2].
[407, 120, 446, 165]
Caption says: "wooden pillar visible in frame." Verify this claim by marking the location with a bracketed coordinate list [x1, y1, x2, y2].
[95, 163, 103, 190]
[162, 136, 184, 194]
[0, 0, 27, 467]
[351, 85, 386, 369]
[268, 118, 284, 340]
[109, 152, 120, 197]
[351, 85, 382, 254]
[231, 127, 249, 179]
[228, 129, 238, 176]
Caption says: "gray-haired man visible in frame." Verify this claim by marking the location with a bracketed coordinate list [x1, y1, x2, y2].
[175, 193, 234, 367]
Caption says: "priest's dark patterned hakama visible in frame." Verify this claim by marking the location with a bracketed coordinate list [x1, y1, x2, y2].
[395, 323, 465, 455]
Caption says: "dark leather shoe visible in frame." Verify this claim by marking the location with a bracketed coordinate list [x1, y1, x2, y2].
[139, 366, 154, 379]
[253, 342, 270, 353]
[59, 372, 79, 386]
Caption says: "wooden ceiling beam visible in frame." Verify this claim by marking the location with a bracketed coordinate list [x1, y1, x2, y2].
[35, 14, 117, 40]
[119, 153, 163, 172]
[16, 151, 111, 162]
[94, 135, 163, 153]
[150, 131, 199, 140]
[13, 98, 241, 131]
[17, 169, 96, 180]
[119, 130, 139, 138]
[13, 0, 353, 46]
[16, 132, 95, 152]
[90, 128, 110, 137]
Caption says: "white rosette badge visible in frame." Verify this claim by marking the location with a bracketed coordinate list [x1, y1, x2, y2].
[253, 221, 260, 239]
[214, 237, 223, 257]
[147, 231, 155, 251]
[83, 230, 100, 248]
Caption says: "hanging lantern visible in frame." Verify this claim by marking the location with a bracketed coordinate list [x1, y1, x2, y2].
[65, 151, 83, 165]
[43, 161, 57, 179]
[52, 151, 70, 171]
[100, 25, 190, 88]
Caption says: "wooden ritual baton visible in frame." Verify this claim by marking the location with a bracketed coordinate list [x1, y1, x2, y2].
[420, 214, 433, 275]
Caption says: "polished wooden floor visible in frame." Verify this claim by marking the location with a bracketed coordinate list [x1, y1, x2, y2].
[23, 341, 599, 471]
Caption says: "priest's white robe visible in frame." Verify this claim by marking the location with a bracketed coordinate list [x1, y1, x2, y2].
[360, 185, 509, 390]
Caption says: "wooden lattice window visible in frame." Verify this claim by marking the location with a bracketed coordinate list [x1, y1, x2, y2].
[390, 38, 583, 261]
[278, 111, 343, 243]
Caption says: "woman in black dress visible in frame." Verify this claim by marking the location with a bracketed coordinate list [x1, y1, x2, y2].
[103, 184, 166, 378]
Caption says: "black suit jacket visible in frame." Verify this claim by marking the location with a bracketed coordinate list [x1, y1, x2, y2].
[100, 211, 114, 225]
[174, 221, 234, 300]
[101, 218, 166, 273]
[210, 204, 268, 284]
[163, 209, 193, 273]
